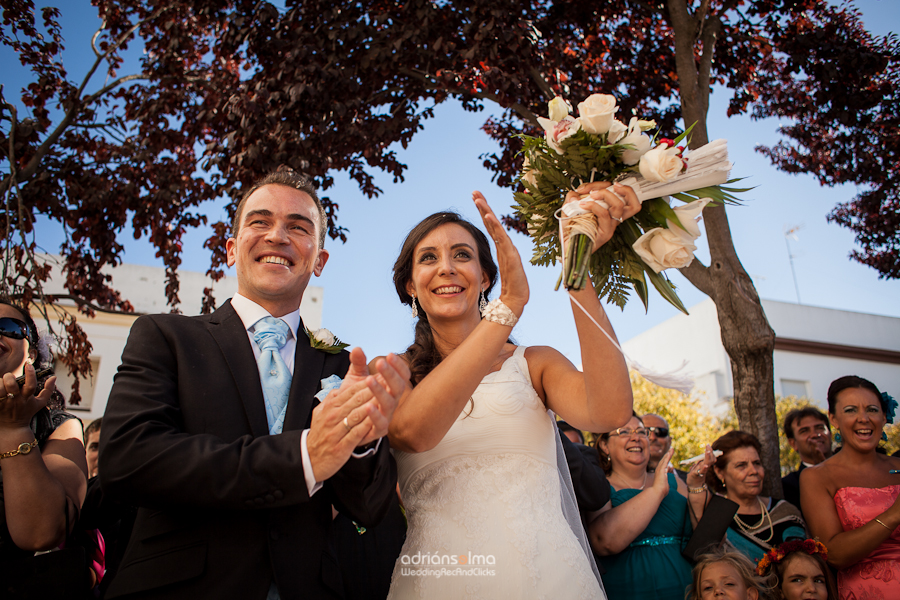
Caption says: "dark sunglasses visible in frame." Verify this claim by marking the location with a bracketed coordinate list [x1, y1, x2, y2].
[0, 317, 31, 341]
[647, 426, 669, 438]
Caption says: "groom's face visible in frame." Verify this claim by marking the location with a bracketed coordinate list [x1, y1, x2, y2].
[226, 184, 329, 316]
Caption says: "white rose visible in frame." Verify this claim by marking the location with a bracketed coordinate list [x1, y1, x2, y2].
[537, 115, 582, 155]
[670, 198, 711, 238]
[619, 132, 652, 165]
[632, 227, 697, 273]
[639, 143, 684, 182]
[547, 96, 571, 122]
[312, 328, 336, 346]
[607, 119, 627, 144]
[577, 94, 617, 135]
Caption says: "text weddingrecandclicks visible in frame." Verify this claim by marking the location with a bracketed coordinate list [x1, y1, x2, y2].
[399, 552, 497, 577]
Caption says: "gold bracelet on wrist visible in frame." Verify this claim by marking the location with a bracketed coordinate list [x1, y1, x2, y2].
[0, 438, 38, 459]
[688, 484, 708, 494]
[873, 518, 893, 532]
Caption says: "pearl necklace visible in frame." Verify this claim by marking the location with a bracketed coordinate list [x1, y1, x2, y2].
[732, 497, 774, 543]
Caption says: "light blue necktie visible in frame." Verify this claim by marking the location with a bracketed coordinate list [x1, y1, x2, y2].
[252, 316, 291, 435]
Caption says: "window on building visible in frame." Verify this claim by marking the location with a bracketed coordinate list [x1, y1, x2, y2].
[781, 379, 810, 399]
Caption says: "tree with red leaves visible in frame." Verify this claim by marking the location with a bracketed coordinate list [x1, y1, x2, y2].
[2, 0, 896, 492]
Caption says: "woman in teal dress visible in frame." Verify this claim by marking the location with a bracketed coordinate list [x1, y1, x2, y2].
[589, 414, 715, 600]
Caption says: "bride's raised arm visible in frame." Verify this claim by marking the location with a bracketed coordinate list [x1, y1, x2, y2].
[387, 193, 529, 453]
[526, 181, 638, 433]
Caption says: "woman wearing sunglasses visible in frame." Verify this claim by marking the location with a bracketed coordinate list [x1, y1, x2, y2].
[0, 300, 89, 594]
[588, 414, 716, 600]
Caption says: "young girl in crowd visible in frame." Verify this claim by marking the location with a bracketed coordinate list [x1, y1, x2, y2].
[755, 539, 838, 600]
[689, 547, 771, 600]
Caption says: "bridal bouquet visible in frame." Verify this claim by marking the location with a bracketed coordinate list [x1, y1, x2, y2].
[514, 94, 746, 313]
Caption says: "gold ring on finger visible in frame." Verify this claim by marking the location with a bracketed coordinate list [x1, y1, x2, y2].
[343, 416, 352, 432]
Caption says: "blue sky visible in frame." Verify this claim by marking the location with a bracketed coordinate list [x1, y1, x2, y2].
[7, 0, 900, 369]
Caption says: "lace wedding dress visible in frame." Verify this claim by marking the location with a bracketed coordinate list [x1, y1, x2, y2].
[387, 346, 605, 599]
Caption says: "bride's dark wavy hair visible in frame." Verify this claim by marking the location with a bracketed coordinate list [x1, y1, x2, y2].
[392, 212, 498, 386]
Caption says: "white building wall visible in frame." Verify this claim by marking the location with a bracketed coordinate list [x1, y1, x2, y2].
[33, 256, 324, 424]
[623, 298, 900, 414]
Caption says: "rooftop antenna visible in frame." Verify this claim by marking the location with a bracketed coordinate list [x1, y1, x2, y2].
[784, 224, 803, 304]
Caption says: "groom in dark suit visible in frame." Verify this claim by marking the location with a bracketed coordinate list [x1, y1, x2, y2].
[99, 170, 408, 599]
[781, 406, 831, 516]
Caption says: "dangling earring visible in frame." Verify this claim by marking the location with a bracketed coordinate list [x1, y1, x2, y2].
[411, 295, 418, 319]
[479, 288, 487, 314]
[882, 431, 889, 442]
[834, 431, 842, 444]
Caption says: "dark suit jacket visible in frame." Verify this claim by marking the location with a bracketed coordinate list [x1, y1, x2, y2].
[782, 463, 806, 515]
[560, 435, 610, 512]
[99, 302, 397, 600]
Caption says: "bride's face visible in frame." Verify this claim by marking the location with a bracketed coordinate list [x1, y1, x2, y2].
[406, 223, 489, 322]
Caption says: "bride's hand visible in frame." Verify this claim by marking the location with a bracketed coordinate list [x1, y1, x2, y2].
[473, 191, 528, 318]
[563, 181, 641, 252]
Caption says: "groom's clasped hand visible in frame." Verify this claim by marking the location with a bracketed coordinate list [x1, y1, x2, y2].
[307, 347, 410, 482]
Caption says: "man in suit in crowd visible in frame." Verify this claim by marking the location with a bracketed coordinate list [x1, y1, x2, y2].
[100, 169, 409, 599]
[781, 407, 832, 515]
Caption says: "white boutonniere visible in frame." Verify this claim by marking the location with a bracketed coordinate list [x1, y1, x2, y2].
[305, 327, 349, 354]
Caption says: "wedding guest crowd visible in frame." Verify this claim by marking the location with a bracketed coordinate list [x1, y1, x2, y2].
[3, 168, 898, 600]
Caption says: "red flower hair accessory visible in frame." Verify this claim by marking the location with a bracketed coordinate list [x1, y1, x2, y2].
[755, 539, 828, 576]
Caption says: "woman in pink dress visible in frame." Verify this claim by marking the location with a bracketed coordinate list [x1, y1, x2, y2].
[801, 376, 900, 600]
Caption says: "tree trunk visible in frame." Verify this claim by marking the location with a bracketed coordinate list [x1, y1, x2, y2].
[668, 0, 782, 496]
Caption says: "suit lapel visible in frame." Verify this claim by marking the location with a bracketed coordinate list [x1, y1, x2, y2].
[209, 301, 270, 437]
[285, 318, 325, 431]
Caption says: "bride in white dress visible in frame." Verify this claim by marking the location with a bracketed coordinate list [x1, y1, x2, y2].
[384, 185, 639, 599]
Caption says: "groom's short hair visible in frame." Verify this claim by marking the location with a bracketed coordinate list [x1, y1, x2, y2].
[231, 168, 328, 248]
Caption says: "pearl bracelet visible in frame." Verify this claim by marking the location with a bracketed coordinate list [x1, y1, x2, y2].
[481, 298, 518, 327]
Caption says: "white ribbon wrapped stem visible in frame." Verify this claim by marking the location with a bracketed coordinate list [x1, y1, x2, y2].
[618, 139, 732, 203]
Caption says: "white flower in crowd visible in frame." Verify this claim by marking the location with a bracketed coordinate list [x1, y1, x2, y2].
[607, 119, 627, 144]
[632, 227, 698, 273]
[632, 197, 710, 272]
[577, 94, 618, 135]
[311, 328, 336, 346]
[537, 115, 582, 155]
[670, 198, 711, 238]
[639, 141, 684, 182]
[619, 117, 653, 165]
[547, 96, 572, 122]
